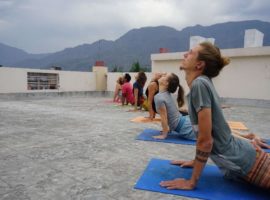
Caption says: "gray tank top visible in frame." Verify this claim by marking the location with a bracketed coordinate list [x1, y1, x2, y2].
[154, 91, 181, 131]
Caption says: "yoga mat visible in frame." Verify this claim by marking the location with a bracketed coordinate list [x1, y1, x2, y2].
[136, 129, 196, 145]
[264, 139, 270, 153]
[136, 129, 270, 153]
[134, 158, 269, 200]
[131, 116, 248, 131]
[228, 121, 249, 130]
[130, 116, 161, 123]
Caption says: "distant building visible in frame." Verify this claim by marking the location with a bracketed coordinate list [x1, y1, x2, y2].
[244, 29, 264, 48]
[190, 36, 215, 49]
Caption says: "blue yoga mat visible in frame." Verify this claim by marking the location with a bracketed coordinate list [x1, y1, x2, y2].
[134, 158, 269, 200]
[136, 129, 270, 153]
[136, 129, 196, 145]
[264, 139, 270, 153]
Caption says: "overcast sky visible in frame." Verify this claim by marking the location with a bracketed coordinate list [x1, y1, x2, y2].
[1, 0, 270, 54]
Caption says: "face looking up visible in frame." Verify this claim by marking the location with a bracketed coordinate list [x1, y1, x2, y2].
[151, 72, 166, 81]
[158, 73, 172, 88]
[180, 45, 203, 72]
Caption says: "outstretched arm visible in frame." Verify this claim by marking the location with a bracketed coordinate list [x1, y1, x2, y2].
[147, 83, 158, 119]
[121, 92, 127, 105]
[190, 108, 213, 187]
[133, 88, 139, 111]
[160, 108, 213, 190]
[121, 85, 127, 105]
[153, 105, 169, 139]
[113, 84, 120, 101]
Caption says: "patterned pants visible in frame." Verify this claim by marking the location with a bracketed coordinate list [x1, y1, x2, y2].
[245, 148, 270, 189]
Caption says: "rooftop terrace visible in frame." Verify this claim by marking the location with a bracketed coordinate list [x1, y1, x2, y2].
[0, 94, 269, 199]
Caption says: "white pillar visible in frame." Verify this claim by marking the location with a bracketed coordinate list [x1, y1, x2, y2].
[190, 36, 215, 49]
[92, 61, 108, 91]
[244, 29, 264, 48]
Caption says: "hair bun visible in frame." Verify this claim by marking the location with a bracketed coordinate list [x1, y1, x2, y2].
[222, 56, 230, 67]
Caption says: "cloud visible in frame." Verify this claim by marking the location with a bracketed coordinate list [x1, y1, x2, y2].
[0, 0, 269, 53]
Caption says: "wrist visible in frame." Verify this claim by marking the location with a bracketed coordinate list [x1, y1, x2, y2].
[163, 126, 169, 132]
[189, 178, 197, 189]
[162, 129, 169, 134]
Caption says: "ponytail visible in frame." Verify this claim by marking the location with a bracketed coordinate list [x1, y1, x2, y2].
[167, 73, 185, 108]
[177, 84, 185, 108]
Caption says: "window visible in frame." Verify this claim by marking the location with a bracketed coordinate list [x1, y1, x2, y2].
[27, 72, 59, 90]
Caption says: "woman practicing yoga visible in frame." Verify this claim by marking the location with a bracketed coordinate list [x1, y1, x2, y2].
[132, 71, 147, 111]
[153, 72, 196, 140]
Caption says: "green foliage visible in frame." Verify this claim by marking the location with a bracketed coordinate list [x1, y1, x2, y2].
[129, 61, 141, 72]
[111, 65, 123, 72]
[129, 61, 151, 72]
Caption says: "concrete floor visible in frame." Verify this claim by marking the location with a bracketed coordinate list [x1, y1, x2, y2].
[0, 95, 269, 200]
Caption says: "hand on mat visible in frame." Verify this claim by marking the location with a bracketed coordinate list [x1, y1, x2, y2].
[160, 178, 195, 190]
[171, 160, 194, 168]
[145, 116, 154, 121]
[148, 110, 155, 120]
[153, 135, 167, 139]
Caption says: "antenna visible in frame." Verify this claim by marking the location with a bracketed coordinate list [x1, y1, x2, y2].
[94, 40, 105, 67]
[98, 40, 101, 60]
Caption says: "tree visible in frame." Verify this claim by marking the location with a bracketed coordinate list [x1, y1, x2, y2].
[129, 61, 151, 72]
[129, 61, 141, 72]
[111, 65, 123, 72]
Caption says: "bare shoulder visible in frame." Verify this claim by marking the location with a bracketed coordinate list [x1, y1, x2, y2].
[148, 82, 158, 90]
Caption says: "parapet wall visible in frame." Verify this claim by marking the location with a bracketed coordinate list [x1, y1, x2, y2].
[0, 67, 96, 93]
[1, 46, 270, 103]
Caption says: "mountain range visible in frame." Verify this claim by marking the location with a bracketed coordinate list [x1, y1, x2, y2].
[1, 20, 270, 72]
